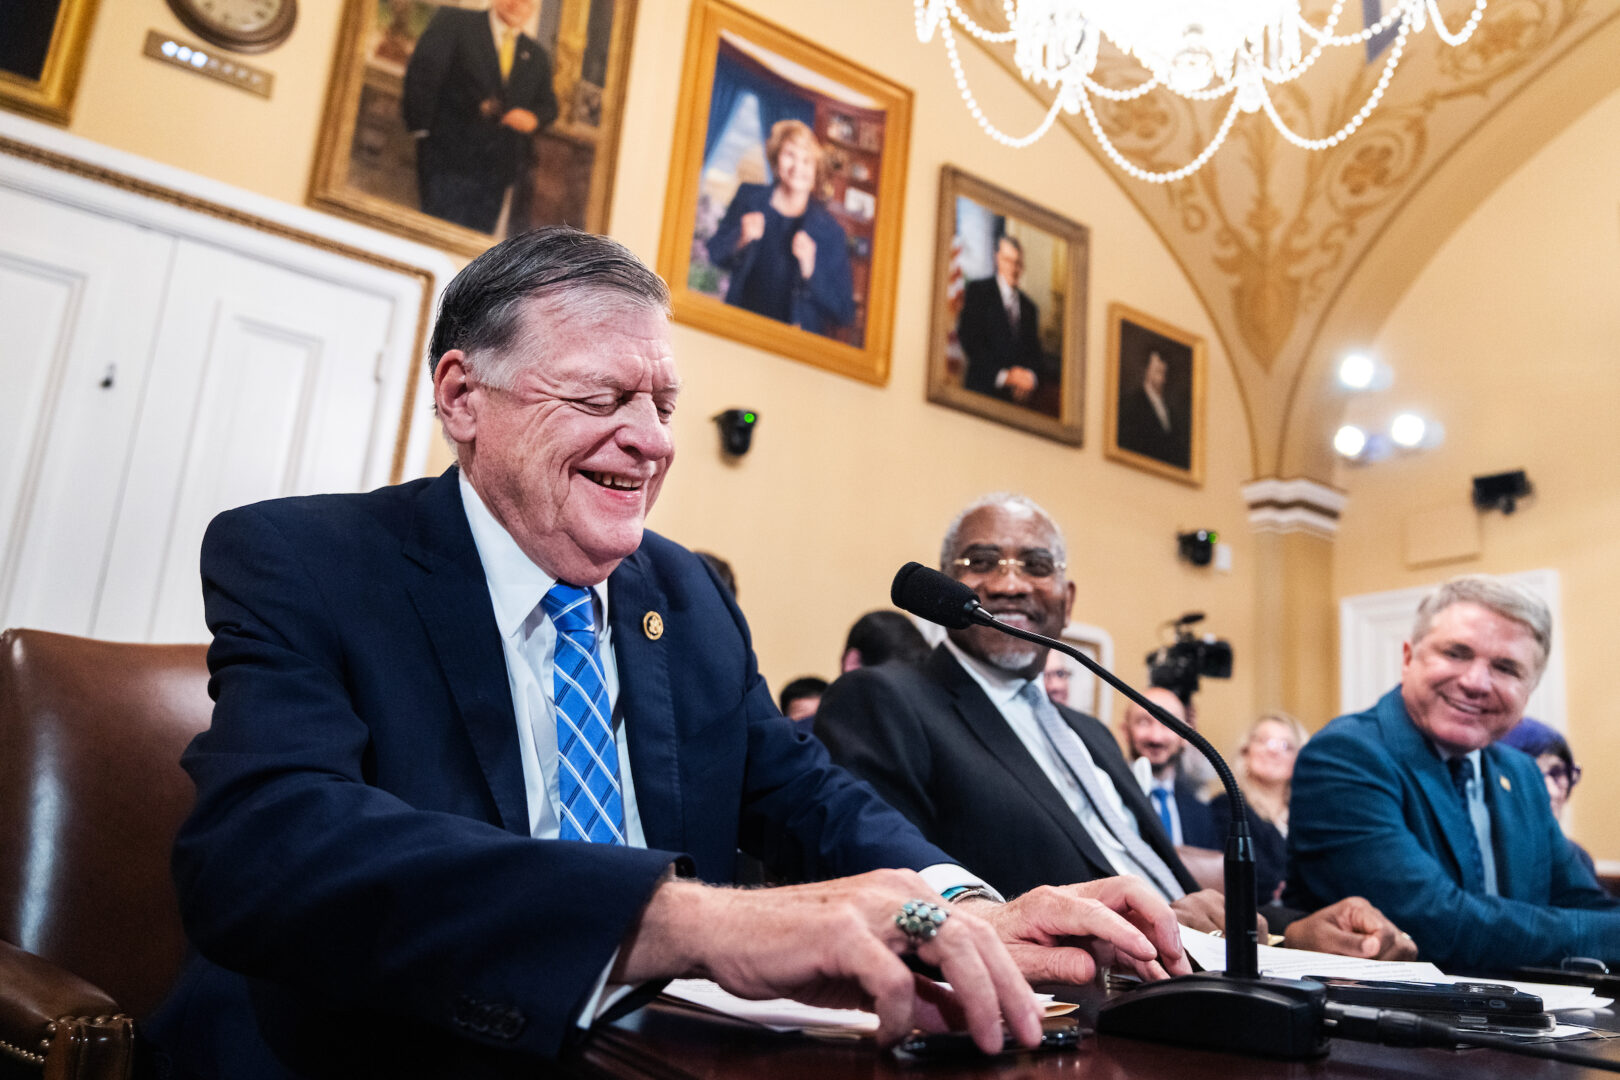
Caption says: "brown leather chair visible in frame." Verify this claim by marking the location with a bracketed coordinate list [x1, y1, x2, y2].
[0, 630, 211, 1079]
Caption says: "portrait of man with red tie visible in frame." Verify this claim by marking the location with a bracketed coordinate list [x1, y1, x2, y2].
[402, 0, 560, 234]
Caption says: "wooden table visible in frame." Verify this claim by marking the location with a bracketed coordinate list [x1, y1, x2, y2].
[564, 987, 1620, 1080]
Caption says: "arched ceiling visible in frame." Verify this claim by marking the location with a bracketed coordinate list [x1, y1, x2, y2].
[959, 0, 1620, 482]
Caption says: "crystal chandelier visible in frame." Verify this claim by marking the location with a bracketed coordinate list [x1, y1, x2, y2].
[915, 0, 1488, 182]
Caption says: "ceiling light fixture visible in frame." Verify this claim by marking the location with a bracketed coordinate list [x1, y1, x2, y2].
[916, 0, 1489, 182]
[1389, 412, 1427, 448]
[1333, 424, 1368, 459]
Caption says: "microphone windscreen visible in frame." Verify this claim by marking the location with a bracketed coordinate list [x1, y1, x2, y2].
[891, 562, 980, 629]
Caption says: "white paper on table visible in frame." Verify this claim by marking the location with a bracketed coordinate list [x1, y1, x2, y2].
[1178, 925, 1609, 1011]
[659, 979, 1074, 1037]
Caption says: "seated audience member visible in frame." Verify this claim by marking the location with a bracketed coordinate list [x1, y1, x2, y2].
[1042, 650, 1073, 705]
[841, 609, 931, 671]
[1500, 717, 1603, 886]
[816, 492, 1414, 960]
[148, 230, 1195, 1074]
[1210, 714, 1308, 903]
[778, 675, 829, 733]
[1288, 575, 1620, 971]
[695, 549, 737, 597]
[1121, 689, 1220, 850]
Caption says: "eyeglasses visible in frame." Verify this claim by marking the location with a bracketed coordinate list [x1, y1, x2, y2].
[1544, 762, 1582, 789]
[949, 549, 1066, 579]
[1248, 737, 1298, 755]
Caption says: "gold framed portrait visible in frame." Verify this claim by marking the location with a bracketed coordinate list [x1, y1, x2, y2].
[925, 166, 1089, 445]
[1104, 302, 1207, 487]
[0, 0, 100, 124]
[309, 0, 637, 257]
[655, 0, 912, 385]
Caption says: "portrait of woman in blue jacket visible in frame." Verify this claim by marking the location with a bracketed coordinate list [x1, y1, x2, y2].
[706, 119, 856, 339]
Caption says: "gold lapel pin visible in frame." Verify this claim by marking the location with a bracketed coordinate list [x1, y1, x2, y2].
[643, 611, 664, 640]
[1499, 775, 1511, 792]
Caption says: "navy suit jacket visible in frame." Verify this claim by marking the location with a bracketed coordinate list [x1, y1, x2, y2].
[150, 468, 948, 1076]
[956, 277, 1048, 399]
[705, 182, 855, 338]
[1169, 774, 1220, 850]
[1287, 688, 1620, 971]
[815, 647, 1200, 901]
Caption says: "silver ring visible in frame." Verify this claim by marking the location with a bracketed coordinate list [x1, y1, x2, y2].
[895, 899, 948, 948]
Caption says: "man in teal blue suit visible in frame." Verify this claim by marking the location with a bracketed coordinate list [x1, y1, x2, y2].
[1288, 575, 1619, 972]
[148, 228, 1191, 1077]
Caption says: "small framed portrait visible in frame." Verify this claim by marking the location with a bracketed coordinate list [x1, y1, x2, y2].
[309, 0, 638, 258]
[0, 0, 98, 124]
[925, 166, 1089, 445]
[1104, 302, 1206, 486]
[1042, 622, 1116, 723]
[655, 0, 912, 385]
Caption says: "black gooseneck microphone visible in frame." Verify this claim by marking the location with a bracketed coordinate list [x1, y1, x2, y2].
[891, 561, 1328, 1059]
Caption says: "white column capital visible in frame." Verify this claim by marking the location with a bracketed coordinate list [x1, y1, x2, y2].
[1241, 477, 1347, 538]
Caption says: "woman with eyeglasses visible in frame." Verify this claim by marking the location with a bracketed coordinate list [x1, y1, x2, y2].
[1209, 713, 1309, 903]
[1500, 717, 1605, 889]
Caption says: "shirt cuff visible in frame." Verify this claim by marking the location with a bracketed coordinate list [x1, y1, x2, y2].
[919, 863, 1004, 903]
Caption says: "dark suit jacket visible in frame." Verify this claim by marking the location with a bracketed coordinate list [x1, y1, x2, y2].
[148, 468, 949, 1076]
[956, 277, 1048, 399]
[1116, 386, 1188, 469]
[705, 182, 855, 338]
[1170, 774, 1220, 850]
[815, 647, 1199, 900]
[1287, 688, 1620, 971]
[402, 7, 558, 232]
[1209, 793, 1286, 901]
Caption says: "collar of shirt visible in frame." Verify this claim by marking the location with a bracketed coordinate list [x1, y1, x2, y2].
[489, 8, 520, 42]
[458, 470, 610, 641]
[995, 275, 1018, 311]
[942, 635, 1033, 709]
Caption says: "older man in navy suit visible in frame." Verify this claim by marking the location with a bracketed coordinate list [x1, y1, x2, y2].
[1289, 575, 1620, 971]
[403, 0, 559, 233]
[147, 229, 1194, 1077]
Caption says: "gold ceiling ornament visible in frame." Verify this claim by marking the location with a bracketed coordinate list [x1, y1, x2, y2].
[916, 0, 1490, 181]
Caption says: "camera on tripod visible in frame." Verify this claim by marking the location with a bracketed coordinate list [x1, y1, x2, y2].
[1145, 613, 1232, 702]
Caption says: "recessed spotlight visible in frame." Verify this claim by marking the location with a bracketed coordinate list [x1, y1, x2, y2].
[1338, 353, 1376, 390]
[1390, 412, 1427, 448]
[1333, 424, 1368, 459]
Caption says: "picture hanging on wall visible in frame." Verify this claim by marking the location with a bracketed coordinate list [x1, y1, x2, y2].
[1104, 302, 1206, 487]
[0, 0, 99, 124]
[309, 0, 637, 258]
[925, 166, 1089, 445]
[655, 0, 912, 385]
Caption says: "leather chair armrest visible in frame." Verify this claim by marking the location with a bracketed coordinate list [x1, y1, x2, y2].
[0, 939, 130, 1076]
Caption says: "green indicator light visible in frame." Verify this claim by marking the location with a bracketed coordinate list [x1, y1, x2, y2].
[743, 412, 756, 424]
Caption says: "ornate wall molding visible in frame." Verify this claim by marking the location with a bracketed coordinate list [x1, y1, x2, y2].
[1242, 476, 1348, 537]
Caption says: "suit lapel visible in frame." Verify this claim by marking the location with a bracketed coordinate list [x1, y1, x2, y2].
[403, 468, 528, 835]
[1378, 692, 1481, 889]
[928, 649, 1122, 880]
[606, 553, 684, 853]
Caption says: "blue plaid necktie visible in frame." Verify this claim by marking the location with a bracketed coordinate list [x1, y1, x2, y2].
[542, 583, 624, 844]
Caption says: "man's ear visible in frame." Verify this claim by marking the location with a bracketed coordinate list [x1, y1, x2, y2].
[1062, 579, 1077, 623]
[434, 350, 478, 445]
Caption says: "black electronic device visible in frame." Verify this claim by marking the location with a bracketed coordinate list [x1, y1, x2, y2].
[889, 562, 1328, 1060]
[1145, 612, 1233, 701]
[896, 1023, 1084, 1059]
[1305, 977, 1545, 1017]
[713, 409, 758, 457]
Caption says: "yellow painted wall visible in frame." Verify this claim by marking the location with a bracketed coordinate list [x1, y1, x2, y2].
[55, 0, 1262, 744]
[1333, 84, 1620, 861]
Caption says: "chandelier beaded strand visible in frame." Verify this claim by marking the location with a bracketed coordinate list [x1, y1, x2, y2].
[916, 0, 1489, 181]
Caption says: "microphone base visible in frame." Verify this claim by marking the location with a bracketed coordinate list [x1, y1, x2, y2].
[1097, 972, 1329, 1059]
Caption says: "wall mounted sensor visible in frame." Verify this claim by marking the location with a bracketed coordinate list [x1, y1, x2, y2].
[1472, 470, 1530, 514]
[714, 409, 758, 457]
[1178, 529, 1218, 566]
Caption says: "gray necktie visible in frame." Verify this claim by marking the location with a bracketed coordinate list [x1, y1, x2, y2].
[1019, 682, 1185, 899]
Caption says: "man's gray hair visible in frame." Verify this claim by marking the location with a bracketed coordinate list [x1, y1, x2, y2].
[428, 225, 670, 391]
[939, 493, 1067, 569]
[1411, 574, 1552, 668]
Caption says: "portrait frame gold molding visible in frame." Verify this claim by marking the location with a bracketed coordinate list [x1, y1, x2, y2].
[0, 0, 101, 125]
[926, 165, 1089, 445]
[1104, 302, 1206, 487]
[656, 0, 912, 385]
[309, 0, 638, 258]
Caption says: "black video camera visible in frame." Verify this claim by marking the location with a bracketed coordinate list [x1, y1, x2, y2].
[1145, 613, 1232, 703]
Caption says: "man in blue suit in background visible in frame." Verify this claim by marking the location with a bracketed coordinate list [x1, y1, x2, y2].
[1288, 575, 1620, 972]
[150, 227, 1191, 1077]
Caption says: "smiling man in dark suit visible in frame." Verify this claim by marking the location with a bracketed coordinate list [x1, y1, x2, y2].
[403, 0, 559, 233]
[147, 229, 1201, 1077]
[816, 493, 1414, 959]
[956, 236, 1051, 406]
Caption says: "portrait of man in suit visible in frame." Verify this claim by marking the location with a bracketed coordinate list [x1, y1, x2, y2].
[402, 0, 560, 234]
[1107, 308, 1202, 480]
[956, 236, 1056, 413]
